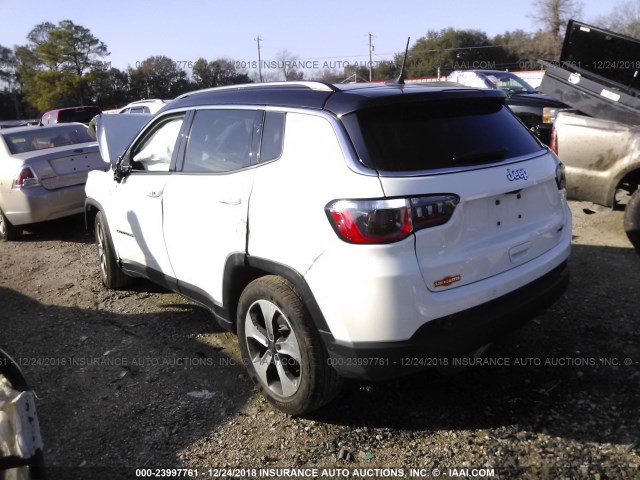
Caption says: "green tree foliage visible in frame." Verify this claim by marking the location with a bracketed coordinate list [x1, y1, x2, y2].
[493, 29, 562, 70]
[89, 66, 131, 109]
[191, 58, 251, 89]
[19, 20, 109, 111]
[0, 44, 17, 119]
[402, 29, 510, 77]
[128, 56, 192, 99]
[372, 60, 400, 81]
[0, 45, 14, 84]
[0, 44, 39, 120]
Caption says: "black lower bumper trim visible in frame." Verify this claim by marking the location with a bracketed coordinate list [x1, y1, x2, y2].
[324, 261, 569, 381]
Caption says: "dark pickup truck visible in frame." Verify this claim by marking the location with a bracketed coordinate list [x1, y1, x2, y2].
[447, 69, 568, 144]
[539, 20, 640, 252]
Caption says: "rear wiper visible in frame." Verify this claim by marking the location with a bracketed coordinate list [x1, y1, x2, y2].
[452, 147, 508, 164]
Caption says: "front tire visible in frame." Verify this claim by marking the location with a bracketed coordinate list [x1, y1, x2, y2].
[237, 276, 342, 415]
[0, 208, 22, 241]
[95, 211, 130, 289]
[624, 188, 640, 254]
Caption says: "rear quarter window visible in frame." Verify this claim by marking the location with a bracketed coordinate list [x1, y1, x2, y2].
[57, 108, 101, 124]
[342, 98, 543, 172]
[260, 111, 285, 163]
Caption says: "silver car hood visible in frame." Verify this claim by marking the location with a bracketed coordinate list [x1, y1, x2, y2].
[90, 113, 153, 164]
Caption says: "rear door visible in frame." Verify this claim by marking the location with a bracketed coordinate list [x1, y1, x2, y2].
[162, 108, 261, 305]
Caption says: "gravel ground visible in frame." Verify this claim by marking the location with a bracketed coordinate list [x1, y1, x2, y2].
[0, 201, 639, 480]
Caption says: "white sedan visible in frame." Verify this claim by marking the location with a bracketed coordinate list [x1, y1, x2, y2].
[0, 123, 108, 240]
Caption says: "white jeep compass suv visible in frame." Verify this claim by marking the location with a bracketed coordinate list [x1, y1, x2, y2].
[85, 81, 571, 415]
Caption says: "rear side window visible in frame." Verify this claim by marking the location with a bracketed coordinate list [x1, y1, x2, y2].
[183, 109, 257, 173]
[342, 99, 543, 172]
[260, 112, 285, 163]
[3, 125, 94, 154]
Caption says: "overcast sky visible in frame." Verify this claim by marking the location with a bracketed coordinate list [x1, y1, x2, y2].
[0, 0, 619, 74]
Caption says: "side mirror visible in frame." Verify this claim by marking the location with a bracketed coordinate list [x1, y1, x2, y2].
[114, 155, 132, 182]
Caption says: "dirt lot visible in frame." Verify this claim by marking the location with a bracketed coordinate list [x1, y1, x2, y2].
[1, 201, 639, 480]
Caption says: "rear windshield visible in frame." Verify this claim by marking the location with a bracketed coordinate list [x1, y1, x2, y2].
[2, 125, 94, 154]
[57, 107, 101, 124]
[342, 99, 543, 172]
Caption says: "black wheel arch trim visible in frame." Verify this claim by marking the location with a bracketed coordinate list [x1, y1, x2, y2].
[88, 201, 135, 289]
[84, 197, 105, 231]
[223, 254, 334, 340]
[84, 198, 120, 266]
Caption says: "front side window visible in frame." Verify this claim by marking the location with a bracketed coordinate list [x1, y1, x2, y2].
[183, 109, 257, 173]
[131, 116, 184, 172]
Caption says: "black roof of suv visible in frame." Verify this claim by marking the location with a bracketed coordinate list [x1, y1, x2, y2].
[162, 81, 542, 174]
[164, 81, 508, 116]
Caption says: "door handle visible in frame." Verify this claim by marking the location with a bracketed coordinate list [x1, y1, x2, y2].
[219, 198, 242, 205]
[146, 190, 163, 198]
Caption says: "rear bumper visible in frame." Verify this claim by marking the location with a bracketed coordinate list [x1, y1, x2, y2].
[2, 184, 86, 226]
[324, 260, 569, 381]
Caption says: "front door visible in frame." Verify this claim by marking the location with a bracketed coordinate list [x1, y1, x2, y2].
[112, 114, 186, 285]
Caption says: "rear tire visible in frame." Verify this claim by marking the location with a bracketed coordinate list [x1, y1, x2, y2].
[0, 208, 21, 241]
[237, 275, 342, 415]
[624, 188, 640, 254]
[95, 211, 130, 289]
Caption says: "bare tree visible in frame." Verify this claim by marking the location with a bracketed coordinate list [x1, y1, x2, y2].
[275, 49, 303, 81]
[595, 0, 640, 38]
[530, 0, 584, 36]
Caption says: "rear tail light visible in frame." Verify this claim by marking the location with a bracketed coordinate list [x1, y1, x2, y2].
[326, 195, 459, 244]
[13, 166, 40, 189]
[549, 125, 558, 154]
[542, 107, 558, 124]
[543, 107, 572, 124]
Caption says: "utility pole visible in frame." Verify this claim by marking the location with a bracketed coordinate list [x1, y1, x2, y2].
[255, 35, 263, 82]
[368, 33, 374, 82]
